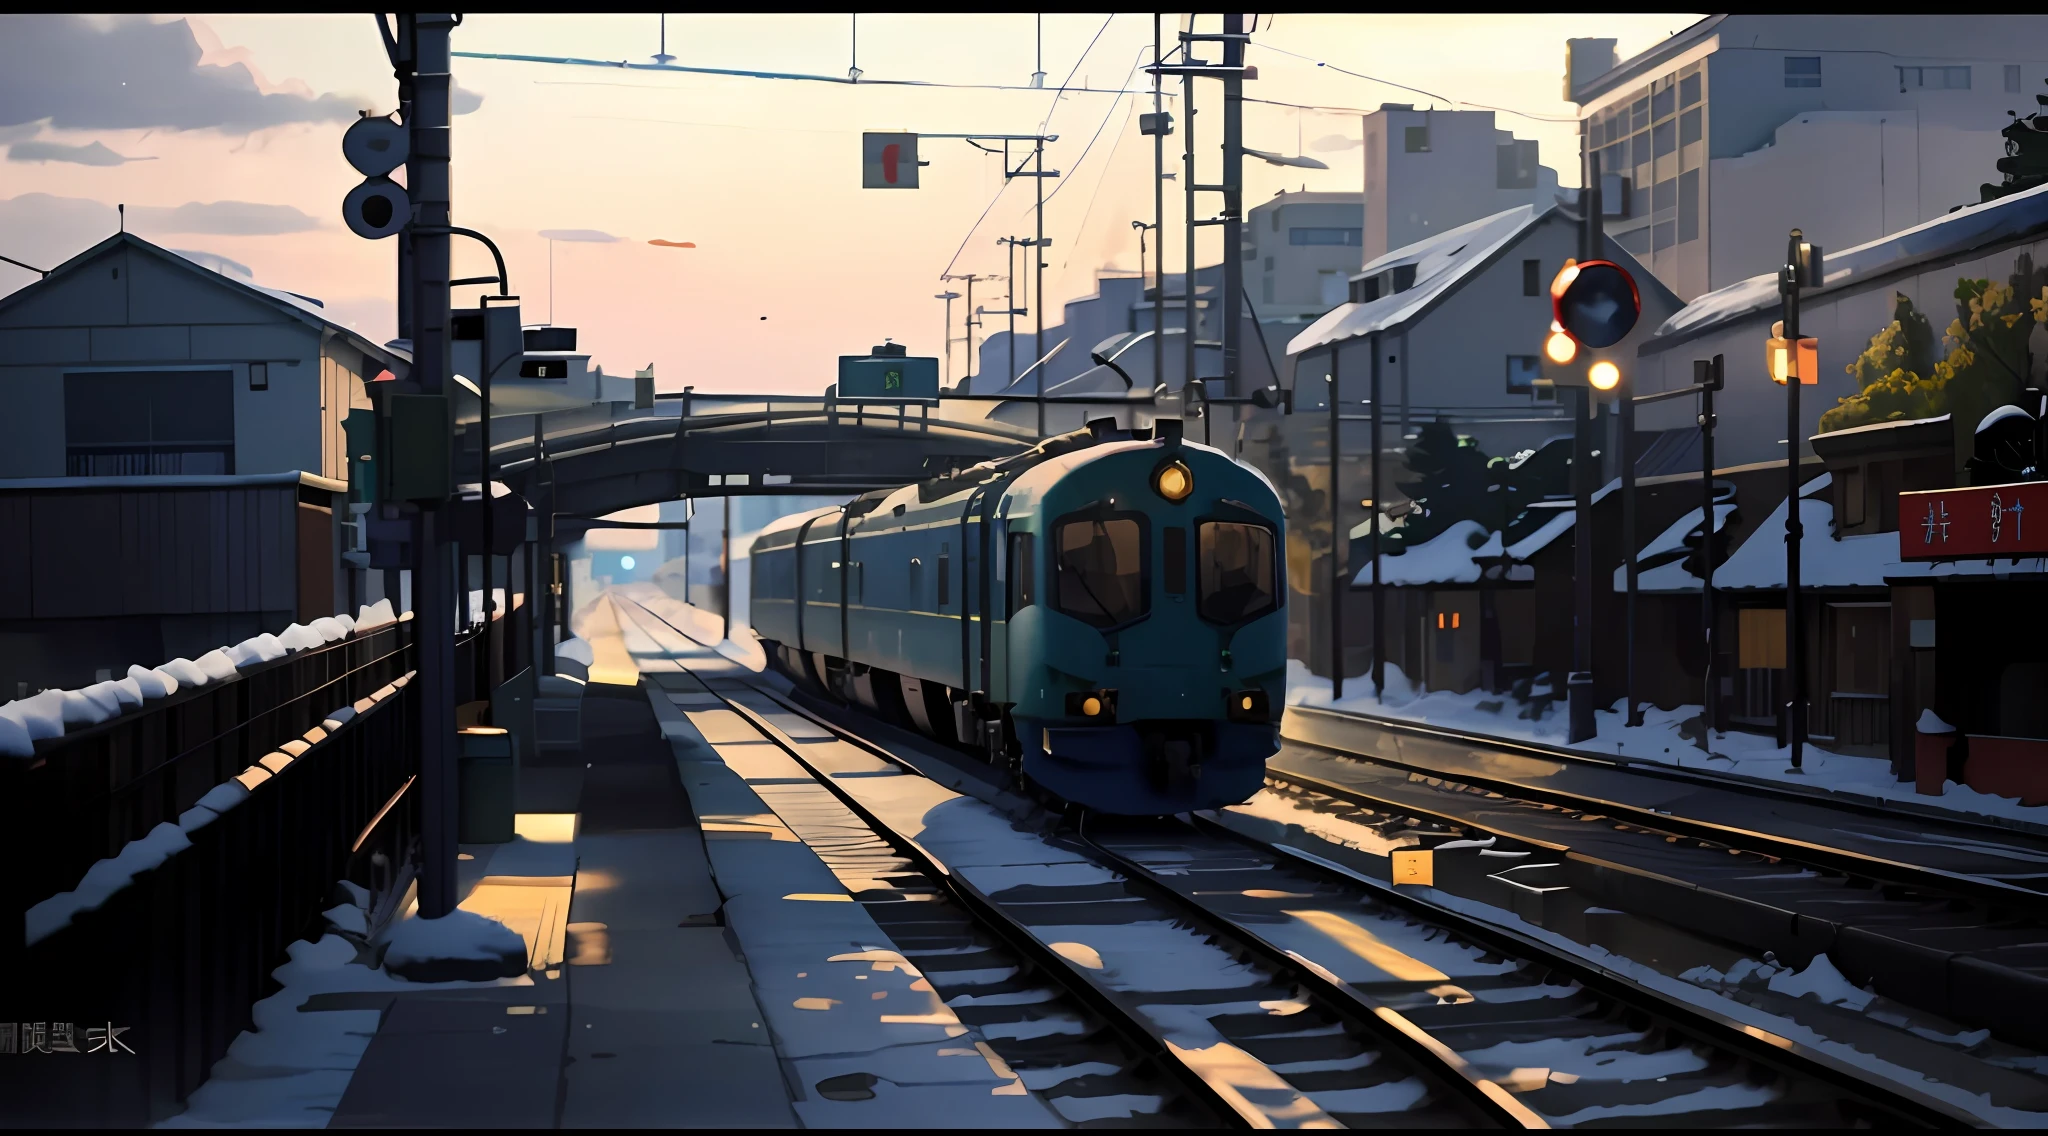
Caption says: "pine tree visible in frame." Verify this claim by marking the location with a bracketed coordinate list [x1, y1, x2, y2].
[1387, 420, 1493, 551]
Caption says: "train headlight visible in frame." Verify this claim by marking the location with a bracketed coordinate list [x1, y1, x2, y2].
[1065, 689, 1118, 721]
[1227, 689, 1270, 723]
[1153, 460, 1193, 503]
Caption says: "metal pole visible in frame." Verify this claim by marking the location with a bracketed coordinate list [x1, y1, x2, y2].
[1784, 230, 1806, 771]
[396, 18, 415, 345]
[1153, 14, 1164, 400]
[940, 292, 952, 386]
[1035, 142, 1047, 438]
[1008, 242, 1018, 387]
[478, 306, 494, 718]
[1622, 344, 1640, 727]
[1371, 333, 1385, 700]
[1184, 59, 1197, 409]
[1567, 147, 1600, 744]
[408, 11, 459, 920]
[1221, 14, 1246, 457]
[1700, 368, 1717, 742]
[1329, 347, 1343, 700]
[721, 493, 732, 641]
[964, 276, 975, 385]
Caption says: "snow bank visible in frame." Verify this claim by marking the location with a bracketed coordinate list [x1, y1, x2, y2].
[1767, 953, 1875, 1011]
[355, 598, 397, 632]
[1285, 660, 2048, 827]
[1358, 520, 1499, 587]
[159, 658, 208, 687]
[278, 623, 326, 652]
[25, 822, 192, 945]
[194, 649, 239, 682]
[382, 908, 526, 968]
[127, 664, 172, 700]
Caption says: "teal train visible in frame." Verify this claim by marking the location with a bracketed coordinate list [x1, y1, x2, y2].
[749, 417, 1286, 815]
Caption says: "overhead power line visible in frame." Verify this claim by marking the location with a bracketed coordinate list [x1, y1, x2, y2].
[1252, 42, 1582, 123]
[452, 50, 1145, 95]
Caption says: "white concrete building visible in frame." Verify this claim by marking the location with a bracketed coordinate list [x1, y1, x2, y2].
[1567, 15, 2048, 302]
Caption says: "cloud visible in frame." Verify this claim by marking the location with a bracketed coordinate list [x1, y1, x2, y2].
[0, 15, 363, 132]
[539, 229, 620, 243]
[131, 200, 322, 235]
[453, 84, 484, 115]
[0, 120, 42, 145]
[8, 139, 155, 166]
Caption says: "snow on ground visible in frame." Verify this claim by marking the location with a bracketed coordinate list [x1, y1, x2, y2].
[1286, 660, 2048, 827]
[0, 600, 398, 758]
[381, 908, 526, 969]
[157, 889, 527, 1129]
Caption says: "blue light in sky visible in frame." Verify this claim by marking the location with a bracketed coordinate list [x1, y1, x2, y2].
[620, 555, 637, 571]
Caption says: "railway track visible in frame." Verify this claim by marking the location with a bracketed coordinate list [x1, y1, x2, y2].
[612, 597, 1962, 1128]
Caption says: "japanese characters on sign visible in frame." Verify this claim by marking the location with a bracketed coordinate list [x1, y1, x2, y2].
[0, 1022, 134, 1054]
[1898, 483, 2048, 560]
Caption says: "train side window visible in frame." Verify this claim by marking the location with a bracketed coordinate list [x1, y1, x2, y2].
[1164, 526, 1187, 594]
[1008, 532, 1035, 611]
[1197, 521, 1278, 624]
[937, 553, 950, 608]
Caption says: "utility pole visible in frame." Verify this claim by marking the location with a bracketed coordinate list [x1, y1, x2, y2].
[721, 493, 732, 641]
[935, 291, 959, 386]
[1035, 137, 1047, 437]
[1152, 13, 1165, 402]
[1621, 271, 1641, 729]
[1221, 13, 1246, 456]
[1698, 355, 1722, 745]
[998, 237, 1024, 387]
[1329, 348, 1343, 700]
[1183, 53, 1197, 416]
[395, 19, 415, 346]
[408, 11, 460, 920]
[1567, 148, 1602, 745]
[1370, 333, 1385, 700]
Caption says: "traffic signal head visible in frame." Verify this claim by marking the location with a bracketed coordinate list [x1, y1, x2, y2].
[1587, 360, 1621, 391]
[1551, 259, 1641, 349]
[1543, 323, 1578, 365]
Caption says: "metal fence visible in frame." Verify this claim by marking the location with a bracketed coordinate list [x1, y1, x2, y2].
[0, 620, 471, 1126]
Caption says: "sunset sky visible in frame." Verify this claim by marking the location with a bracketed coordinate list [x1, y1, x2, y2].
[0, 13, 1696, 394]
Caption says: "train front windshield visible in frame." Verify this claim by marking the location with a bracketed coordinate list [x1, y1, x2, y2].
[1197, 521, 1278, 624]
[1055, 517, 1147, 627]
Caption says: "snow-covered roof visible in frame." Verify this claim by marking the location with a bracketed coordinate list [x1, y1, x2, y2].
[1356, 519, 1501, 586]
[1622, 503, 1735, 593]
[1644, 180, 2048, 355]
[1288, 206, 1543, 356]
[1709, 473, 1945, 591]
[1505, 506, 1575, 561]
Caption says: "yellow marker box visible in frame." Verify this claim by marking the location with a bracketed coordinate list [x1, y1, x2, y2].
[1391, 848, 1434, 887]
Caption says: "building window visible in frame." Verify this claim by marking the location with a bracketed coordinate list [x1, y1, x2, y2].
[1654, 220, 1677, 251]
[1653, 177, 1677, 213]
[1630, 94, 1650, 131]
[1271, 211, 1281, 233]
[1652, 85, 1675, 122]
[1680, 72, 1701, 107]
[249, 361, 269, 391]
[1290, 227, 1362, 246]
[1617, 226, 1652, 256]
[1505, 355, 1540, 394]
[1404, 124, 1430, 152]
[1522, 258, 1541, 296]
[1319, 271, 1347, 308]
[1497, 139, 1537, 189]
[2008, 64, 2023, 93]
[1785, 56, 1821, 88]
[1263, 256, 1274, 271]
[1680, 108, 1702, 148]
[1653, 119, 1676, 158]
[1899, 65, 1970, 90]
[1739, 607, 1787, 669]
[1678, 169, 1700, 243]
[1631, 131, 1651, 168]
[65, 369, 236, 477]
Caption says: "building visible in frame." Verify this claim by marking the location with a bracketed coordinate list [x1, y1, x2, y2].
[1566, 15, 2048, 301]
[0, 232, 405, 691]
[1630, 179, 2048, 471]
[968, 112, 1559, 400]
[1278, 204, 1681, 684]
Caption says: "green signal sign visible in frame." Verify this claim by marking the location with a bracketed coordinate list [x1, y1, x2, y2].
[838, 355, 938, 400]
[884, 370, 902, 390]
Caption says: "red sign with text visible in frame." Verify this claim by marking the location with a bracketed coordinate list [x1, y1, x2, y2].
[1899, 483, 2048, 560]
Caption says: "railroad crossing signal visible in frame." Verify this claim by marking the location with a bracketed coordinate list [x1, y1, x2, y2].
[1539, 258, 1642, 390]
[863, 132, 923, 189]
[341, 113, 409, 240]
